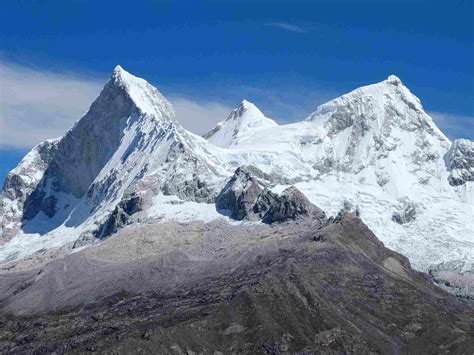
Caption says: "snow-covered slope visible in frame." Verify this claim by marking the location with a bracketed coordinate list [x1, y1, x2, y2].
[1, 69, 472, 293]
[203, 100, 278, 147]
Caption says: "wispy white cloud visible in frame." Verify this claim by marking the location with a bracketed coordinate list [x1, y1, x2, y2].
[0, 61, 103, 148]
[429, 111, 474, 140]
[0, 60, 231, 149]
[169, 96, 230, 135]
[265, 22, 306, 33]
[2, 59, 469, 153]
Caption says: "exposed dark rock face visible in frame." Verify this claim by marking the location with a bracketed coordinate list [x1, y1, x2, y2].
[43, 75, 139, 198]
[217, 168, 327, 225]
[0, 139, 60, 241]
[0, 215, 473, 353]
[21, 190, 45, 221]
[446, 138, 474, 186]
[21, 76, 138, 222]
[22, 193, 58, 220]
[2, 174, 28, 202]
[215, 167, 263, 220]
[94, 193, 143, 240]
[252, 188, 279, 218]
[40, 196, 58, 218]
[259, 187, 327, 225]
[201, 123, 221, 140]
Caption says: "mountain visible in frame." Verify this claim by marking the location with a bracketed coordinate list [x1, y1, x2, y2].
[203, 99, 278, 147]
[0, 66, 232, 260]
[211, 75, 473, 291]
[0, 67, 472, 300]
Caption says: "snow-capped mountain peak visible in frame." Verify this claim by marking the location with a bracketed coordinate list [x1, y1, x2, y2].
[204, 99, 278, 147]
[238, 99, 262, 114]
[0, 66, 228, 258]
[104, 65, 175, 121]
[111, 64, 126, 79]
[386, 74, 402, 85]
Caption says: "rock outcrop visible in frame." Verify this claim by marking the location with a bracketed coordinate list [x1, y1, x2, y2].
[446, 138, 474, 186]
[258, 186, 327, 225]
[94, 193, 144, 240]
[215, 167, 263, 220]
[216, 168, 327, 224]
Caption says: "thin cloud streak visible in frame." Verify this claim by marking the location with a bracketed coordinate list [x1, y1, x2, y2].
[429, 111, 474, 140]
[265, 22, 306, 33]
[0, 61, 103, 148]
[1, 60, 470, 152]
[0, 60, 231, 149]
[169, 96, 231, 135]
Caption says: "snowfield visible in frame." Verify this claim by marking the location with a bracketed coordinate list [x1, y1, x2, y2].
[0, 67, 472, 292]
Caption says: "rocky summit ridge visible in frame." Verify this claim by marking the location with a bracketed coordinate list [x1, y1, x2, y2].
[0, 66, 473, 301]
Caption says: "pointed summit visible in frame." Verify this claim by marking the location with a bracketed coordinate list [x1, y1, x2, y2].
[101, 65, 174, 119]
[110, 65, 144, 85]
[113, 64, 124, 75]
[386, 74, 402, 85]
[204, 99, 278, 147]
[110, 65, 137, 85]
[20, 65, 177, 200]
[240, 99, 256, 109]
[236, 99, 267, 118]
[230, 99, 265, 120]
[110, 65, 141, 84]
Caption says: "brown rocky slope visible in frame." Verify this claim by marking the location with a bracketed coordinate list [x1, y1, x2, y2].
[0, 212, 473, 354]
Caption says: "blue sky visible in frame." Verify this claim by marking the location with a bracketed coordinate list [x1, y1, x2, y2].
[0, 0, 473, 182]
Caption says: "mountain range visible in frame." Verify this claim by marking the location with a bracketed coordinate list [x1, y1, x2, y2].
[1, 66, 472, 295]
[0, 65, 473, 352]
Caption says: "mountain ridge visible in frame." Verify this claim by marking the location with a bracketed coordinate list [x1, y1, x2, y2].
[1, 66, 472, 299]
[1, 214, 473, 353]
